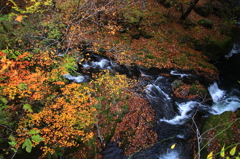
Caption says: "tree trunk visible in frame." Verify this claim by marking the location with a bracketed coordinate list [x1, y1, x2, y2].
[180, 0, 200, 20]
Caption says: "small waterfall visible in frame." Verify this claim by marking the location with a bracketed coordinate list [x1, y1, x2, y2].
[208, 82, 225, 102]
[145, 76, 177, 120]
[160, 101, 203, 125]
[82, 58, 112, 70]
[208, 82, 240, 115]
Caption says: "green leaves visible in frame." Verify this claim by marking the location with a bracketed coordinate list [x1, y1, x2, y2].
[8, 135, 18, 153]
[229, 146, 237, 156]
[21, 135, 44, 153]
[27, 129, 40, 135]
[216, 144, 239, 158]
[20, 129, 44, 153]
[8, 141, 17, 147]
[27, 129, 44, 142]
[0, 97, 8, 105]
[18, 83, 28, 90]
[22, 139, 32, 153]
[220, 144, 225, 157]
[23, 104, 33, 112]
[31, 135, 44, 143]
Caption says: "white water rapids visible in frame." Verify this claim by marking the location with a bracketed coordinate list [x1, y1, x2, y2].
[208, 82, 240, 115]
[61, 52, 239, 159]
[149, 81, 240, 125]
[159, 150, 179, 159]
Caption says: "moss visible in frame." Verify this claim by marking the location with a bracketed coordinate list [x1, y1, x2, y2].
[172, 54, 187, 66]
[197, 61, 218, 71]
[189, 83, 198, 95]
[194, 36, 232, 60]
[145, 54, 155, 59]
[202, 112, 238, 144]
[180, 51, 198, 57]
[198, 19, 214, 28]
[172, 80, 184, 88]
[178, 35, 194, 45]
[200, 111, 240, 158]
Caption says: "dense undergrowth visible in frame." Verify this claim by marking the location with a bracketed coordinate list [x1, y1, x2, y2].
[0, 0, 239, 158]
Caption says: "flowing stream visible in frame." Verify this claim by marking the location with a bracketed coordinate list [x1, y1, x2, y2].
[17, 40, 240, 158]
[18, 21, 239, 159]
[63, 47, 240, 158]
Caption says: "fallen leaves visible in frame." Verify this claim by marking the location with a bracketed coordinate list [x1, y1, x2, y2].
[15, 15, 23, 22]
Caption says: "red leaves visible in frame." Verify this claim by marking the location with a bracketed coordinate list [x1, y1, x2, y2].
[110, 94, 157, 155]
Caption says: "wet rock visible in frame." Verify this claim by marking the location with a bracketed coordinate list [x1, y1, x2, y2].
[101, 142, 127, 159]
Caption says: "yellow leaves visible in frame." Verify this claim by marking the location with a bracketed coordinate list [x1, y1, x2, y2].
[15, 82, 98, 155]
[171, 143, 176, 149]
[0, 54, 13, 74]
[220, 144, 225, 157]
[207, 151, 213, 159]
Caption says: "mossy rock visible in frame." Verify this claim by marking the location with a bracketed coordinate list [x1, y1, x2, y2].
[200, 111, 240, 158]
[193, 37, 232, 60]
[201, 112, 236, 143]
[198, 19, 214, 28]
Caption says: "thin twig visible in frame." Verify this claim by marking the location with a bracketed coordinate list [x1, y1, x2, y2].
[191, 107, 201, 159]
[95, 123, 104, 148]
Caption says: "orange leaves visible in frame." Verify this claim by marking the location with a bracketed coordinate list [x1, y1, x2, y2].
[16, 52, 31, 60]
[1, 50, 93, 156]
[16, 82, 98, 156]
[15, 15, 24, 22]
[52, 81, 65, 85]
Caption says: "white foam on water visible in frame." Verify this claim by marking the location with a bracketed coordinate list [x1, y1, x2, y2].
[63, 74, 86, 83]
[82, 59, 111, 70]
[159, 150, 179, 159]
[210, 96, 240, 115]
[139, 69, 153, 78]
[160, 101, 199, 125]
[82, 62, 90, 69]
[208, 83, 240, 114]
[93, 59, 109, 69]
[208, 82, 225, 102]
[225, 43, 240, 58]
[170, 70, 189, 78]
[140, 73, 152, 78]
[146, 84, 171, 100]
[176, 135, 185, 139]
